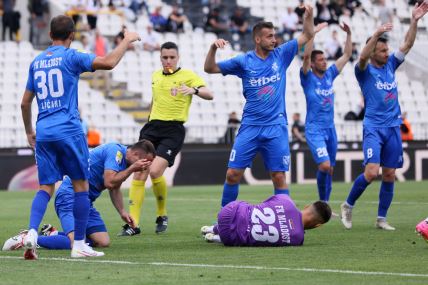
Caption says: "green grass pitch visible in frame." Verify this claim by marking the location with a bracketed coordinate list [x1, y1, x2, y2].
[0, 181, 428, 285]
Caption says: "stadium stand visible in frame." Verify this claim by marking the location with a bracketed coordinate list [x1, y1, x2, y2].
[0, 0, 427, 147]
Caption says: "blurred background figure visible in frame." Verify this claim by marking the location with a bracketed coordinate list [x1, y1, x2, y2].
[223, 111, 241, 144]
[292, 113, 306, 143]
[401, 112, 414, 141]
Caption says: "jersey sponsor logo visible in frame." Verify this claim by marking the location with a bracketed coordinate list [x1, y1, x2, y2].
[170, 88, 178, 96]
[115, 151, 123, 164]
[249, 73, 281, 87]
[315, 87, 334, 97]
[384, 92, 397, 104]
[375, 80, 397, 91]
[257, 85, 275, 101]
[271, 62, 279, 72]
[322, 97, 333, 106]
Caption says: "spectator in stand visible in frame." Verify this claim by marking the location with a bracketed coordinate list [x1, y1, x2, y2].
[109, 0, 137, 22]
[28, 0, 48, 48]
[129, 0, 150, 17]
[223, 111, 241, 144]
[87, 125, 101, 147]
[292, 113, 306, 143]
[324, 30, 343, 60]
[205, 7, 229, 36]
[401, 112, 414, 141]
[2, 0, 18, 41]
[80, 34, 92, 52]
[350, 42, 359, 62]
[94, 29, 109, 57]
[86, 0, 101, 30]
[167, 5, 188, 33]
[150, 6, 168, 32]
[281, 7, 299, 40]
[142, 25, 160, 52]
[230, 7, 250, 36]
[377, 0, 394, 25]
[315, 0, 338, 25]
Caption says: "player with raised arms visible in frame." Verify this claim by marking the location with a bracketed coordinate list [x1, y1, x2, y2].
[340, 2, 428, 230]
[300, 22, 352, 206]
[204, 5, 314, 206]
[21, 15, 140, 259]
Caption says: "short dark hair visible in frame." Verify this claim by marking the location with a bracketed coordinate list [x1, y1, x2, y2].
[365, 36, 388, 45]
[312, 201, 332, 224]
[252, 21, 274, 40]
[161, 41, 179, 52]
[311, 50, 324, 62]
[50, 15, 75, 41]
[130, 139, 156, 157]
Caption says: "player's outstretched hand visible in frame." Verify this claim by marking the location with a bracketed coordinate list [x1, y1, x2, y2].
[314, 22, 328, 34]
[178, 84, 196, 96]
[340, 22, 351, 34]
[211, 39, 229, 49]
[123, 28, 141, 43]
[375, 23, 393, 37]
[412, 1, 428, 21]
[26, 132, 36, 149]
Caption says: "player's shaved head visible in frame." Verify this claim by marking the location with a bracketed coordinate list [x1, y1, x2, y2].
[311, 201, 332, 224]
[252, 21, 275, 41]
[50, 15, 75, 41]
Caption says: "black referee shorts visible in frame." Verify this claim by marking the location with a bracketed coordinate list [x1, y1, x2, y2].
[138, 120, 185, 167]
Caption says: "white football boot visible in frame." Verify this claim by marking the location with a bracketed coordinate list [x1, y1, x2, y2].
[2, 230, 28, 251]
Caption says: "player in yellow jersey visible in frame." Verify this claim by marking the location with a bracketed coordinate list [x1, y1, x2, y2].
[119, 41, 213, 235]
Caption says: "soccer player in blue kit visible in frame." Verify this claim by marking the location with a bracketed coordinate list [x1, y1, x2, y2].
[204, 5, 315, 206]
[340, 2, 428, 230]
[20, 15, 141, 259]
[300, 22, 352, 205]
[3, 141, 155, 252]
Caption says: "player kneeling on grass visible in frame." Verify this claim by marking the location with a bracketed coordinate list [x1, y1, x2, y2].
[201, 194, 331, 246]
[3, 141, 155, 254]
[416, 217, 428, 244]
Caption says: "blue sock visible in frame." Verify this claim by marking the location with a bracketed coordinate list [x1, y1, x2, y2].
[325, 173, 333, 202]
[378, 181, 394, 218]
[274, 188, 289, 195]
[37, 235, 71, 250]
[73, 191, 90, 241]
[221, 183, 239, 207]
[29, 190, 51, 231]
[317, 170, 328, 201]
[346, 174, 370, 206]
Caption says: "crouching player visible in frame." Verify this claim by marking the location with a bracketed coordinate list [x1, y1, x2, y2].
[416, 218, 428, 244]
[201, 194, 331, 246]
[3, 140, 155, 254]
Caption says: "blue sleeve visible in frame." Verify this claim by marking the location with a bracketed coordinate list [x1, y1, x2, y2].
[299, 67, 309, 85]
[218, 54, 244, 77]
[354, 63, 368, 83]
[104, 145, 123, 173]
[327, 64, 339, 80]
[276, 39, 298, 68]
[66, 49, 96, 75]
[389, 53, 404, 72]
[25, 64, 34, 92]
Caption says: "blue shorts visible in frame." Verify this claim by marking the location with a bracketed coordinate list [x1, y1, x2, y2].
[362, 126, 403, 168]
[35, 134, 90, 185]
[306, 127, 338, 166]
[228, 124, 290, 172]
[54, 177, 107, 236]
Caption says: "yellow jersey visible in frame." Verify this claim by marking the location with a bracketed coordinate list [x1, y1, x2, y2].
[149, 68, 206, 122]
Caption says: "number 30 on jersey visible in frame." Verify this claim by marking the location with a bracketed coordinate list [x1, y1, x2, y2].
[34, 68, 64, 99]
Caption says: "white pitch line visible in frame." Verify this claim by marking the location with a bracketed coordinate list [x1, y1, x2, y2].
[1, 256, 427, 278]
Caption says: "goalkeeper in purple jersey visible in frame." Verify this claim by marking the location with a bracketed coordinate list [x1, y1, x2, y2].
[201, 195, 331, 246]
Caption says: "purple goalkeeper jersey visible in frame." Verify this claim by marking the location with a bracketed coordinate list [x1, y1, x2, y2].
[218, 194, 304, 246]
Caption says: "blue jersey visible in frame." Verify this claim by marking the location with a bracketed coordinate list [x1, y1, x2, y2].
[25, 46, 96, 141]
[57, 143, 128, 202]
[355, 53, 403, 127]
[300, 64, 339, 130]
[218, 39, 298, 126]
